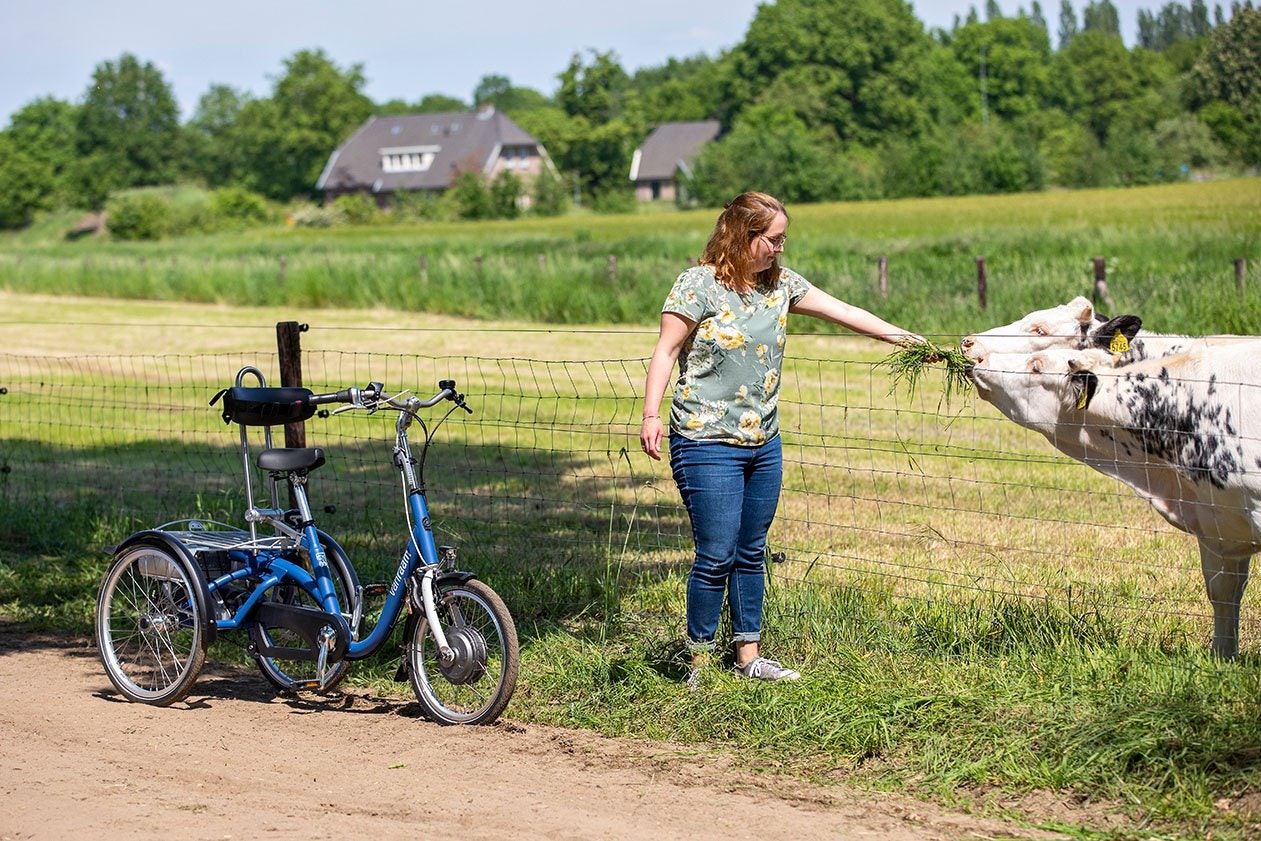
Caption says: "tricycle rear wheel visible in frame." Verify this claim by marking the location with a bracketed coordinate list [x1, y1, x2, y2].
[96, 542, 208, 706]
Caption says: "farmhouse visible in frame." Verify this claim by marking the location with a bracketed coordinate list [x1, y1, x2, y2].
[628, 120, 721, 203]
[316, 106, 555, 208]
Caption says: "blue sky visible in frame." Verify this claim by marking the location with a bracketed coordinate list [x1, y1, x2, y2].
[1, 0, 1161, 126]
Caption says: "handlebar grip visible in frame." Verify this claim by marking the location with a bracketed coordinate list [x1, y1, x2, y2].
[309, 382, 384, 406]
[309, 387, 356, 405]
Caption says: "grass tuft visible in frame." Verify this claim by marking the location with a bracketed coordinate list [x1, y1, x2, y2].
[879, 341, 974, 403]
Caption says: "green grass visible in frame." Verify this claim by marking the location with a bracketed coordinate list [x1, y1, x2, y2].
[4, 181, 1261, 838]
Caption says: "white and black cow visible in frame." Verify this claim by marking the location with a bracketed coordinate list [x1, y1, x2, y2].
[960, 295, 1249, 367]
[967, 343, 1261, 657]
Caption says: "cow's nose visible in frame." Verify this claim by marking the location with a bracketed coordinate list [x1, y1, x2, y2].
[960, 336, 975, 350]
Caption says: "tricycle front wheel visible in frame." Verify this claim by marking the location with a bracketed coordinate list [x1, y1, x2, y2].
[407, 579, 519, 725]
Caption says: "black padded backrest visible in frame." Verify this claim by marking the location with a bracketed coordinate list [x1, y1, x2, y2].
[216, 387, 316, 426]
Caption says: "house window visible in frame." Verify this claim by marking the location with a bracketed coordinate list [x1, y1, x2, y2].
[502, 147, 530, 171]
[380, 146, 439, 173]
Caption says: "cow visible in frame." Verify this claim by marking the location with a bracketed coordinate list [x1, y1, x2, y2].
[959, 295, 1249, 367]
[966, 342, 1261, 658]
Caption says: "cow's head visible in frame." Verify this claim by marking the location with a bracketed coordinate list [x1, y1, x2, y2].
[960, 296, 1142, 365]
[967, 347, 1111, 434]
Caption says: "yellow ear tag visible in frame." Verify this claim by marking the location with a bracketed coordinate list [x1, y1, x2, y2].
[1109, 330, 1130, 354]
[1076, 388, 1089, 410]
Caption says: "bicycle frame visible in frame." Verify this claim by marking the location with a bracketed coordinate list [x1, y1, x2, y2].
[202, 370, 467, 662]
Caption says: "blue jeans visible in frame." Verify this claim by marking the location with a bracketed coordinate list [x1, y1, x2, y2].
[669, 434, 782, 651]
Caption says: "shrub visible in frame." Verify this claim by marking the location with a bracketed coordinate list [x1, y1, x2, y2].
[331, 192, 381, 225]
[105, 191, 172, 240]
[288, 202, 346, 228]
[530, 168, 570, 217]
[209, 187, 272, 227]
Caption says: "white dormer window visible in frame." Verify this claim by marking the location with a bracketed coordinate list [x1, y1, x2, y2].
[380, 145, 440, 173]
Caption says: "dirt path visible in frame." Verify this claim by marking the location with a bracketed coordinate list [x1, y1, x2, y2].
[0, 628, 1067, 841]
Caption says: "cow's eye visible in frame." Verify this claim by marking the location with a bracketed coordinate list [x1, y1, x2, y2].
[1029, 359, 1043, 374]
[1032, 326, 1047, 336]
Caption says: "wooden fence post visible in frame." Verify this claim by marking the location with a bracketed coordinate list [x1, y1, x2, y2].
[418, 255, 428, 281]
[278, 255, 287, 283]
[1235, 258, 1247, 295]
[1091, 257, 1115, 312]
[976, 256, 987, 311]
[878, 255, 888, 299]
[276, 321, 306, 450]
[608, 254, 618, 281]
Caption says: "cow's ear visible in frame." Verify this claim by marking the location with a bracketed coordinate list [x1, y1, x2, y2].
[1086, 315, 1142, 353]
[1069, 370, 1098, 411]
[1072, 298, 1095, 325]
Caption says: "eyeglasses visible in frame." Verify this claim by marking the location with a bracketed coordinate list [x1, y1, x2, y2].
[757, 232, 787, 250]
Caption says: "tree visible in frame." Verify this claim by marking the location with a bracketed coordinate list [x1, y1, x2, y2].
[557, 50, 631, 124]
[1082, 0, 1122, 37]
[469, 75, 549, 115]
[1058, 0, 1080, 47]
[0, 134, 53, 228]
[184, 84, 251, 187]
[234, 49, 374, 200]
[1187, 7, 1261, 163]
[721, 0, 941, 146]
[951, 17, 1054, 122]
[2, 97, 77, 208]
[1050, 30, 1161, 139]
[1030, 1, 1049, 33]
[74, 54, 182, 200]
[687, 104, 857, 205]
[629, 54, 727, 121]
[550, 52, 641, 203]
[1188, 7, 1261, 109]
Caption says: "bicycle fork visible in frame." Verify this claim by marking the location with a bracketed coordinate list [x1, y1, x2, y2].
[415, 566, 453, 662]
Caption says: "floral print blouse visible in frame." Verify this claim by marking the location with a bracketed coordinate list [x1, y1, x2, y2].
[663, 264, 813, 446]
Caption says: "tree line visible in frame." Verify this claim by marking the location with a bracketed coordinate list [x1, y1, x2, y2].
[0, 0, 1258, 234]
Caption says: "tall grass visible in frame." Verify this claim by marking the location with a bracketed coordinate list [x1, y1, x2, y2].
[3, 180, 1258, 338]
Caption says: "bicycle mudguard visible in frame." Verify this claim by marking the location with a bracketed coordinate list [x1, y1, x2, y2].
[392, 570, 478, 682]
[210, 386, 317, 426]
[111, 530, 219, 644]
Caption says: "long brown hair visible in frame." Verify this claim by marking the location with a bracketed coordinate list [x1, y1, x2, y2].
[699, 191, 788, 292]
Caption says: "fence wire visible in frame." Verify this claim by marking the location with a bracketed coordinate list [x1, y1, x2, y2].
[0, 333, 1249, 661]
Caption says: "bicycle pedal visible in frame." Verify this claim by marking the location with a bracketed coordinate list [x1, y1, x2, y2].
[360, 584, 388, 598]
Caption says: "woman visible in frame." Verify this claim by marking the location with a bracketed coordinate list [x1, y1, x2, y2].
[640, 192, 929, 684]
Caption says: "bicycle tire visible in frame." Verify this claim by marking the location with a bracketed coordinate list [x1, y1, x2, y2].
[96, 541, 208, 706]
[407, 578, 519, 725]
[249, 533, 361, 694]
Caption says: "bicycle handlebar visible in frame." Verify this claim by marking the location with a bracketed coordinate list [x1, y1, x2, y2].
[310, 380, 472, 415]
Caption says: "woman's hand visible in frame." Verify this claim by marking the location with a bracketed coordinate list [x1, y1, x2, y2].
[640, 415, 664, 460]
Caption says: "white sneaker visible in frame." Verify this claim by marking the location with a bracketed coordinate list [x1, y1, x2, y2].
[736, 657, 800, 682]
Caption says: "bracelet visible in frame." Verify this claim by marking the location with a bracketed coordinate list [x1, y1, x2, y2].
[642, 414, 659, 420]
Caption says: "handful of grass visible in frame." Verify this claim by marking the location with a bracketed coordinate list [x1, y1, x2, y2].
[880, 341, 974, 403]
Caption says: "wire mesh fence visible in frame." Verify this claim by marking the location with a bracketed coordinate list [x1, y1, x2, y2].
[0, 321, 1248, 660]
